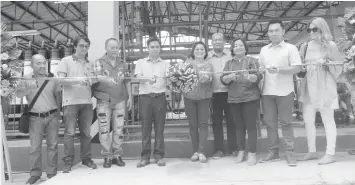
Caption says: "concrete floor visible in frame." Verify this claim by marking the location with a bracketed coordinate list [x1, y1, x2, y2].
[5, 152, 355, 185]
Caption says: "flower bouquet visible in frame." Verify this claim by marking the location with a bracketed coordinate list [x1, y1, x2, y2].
[1, 22, 23, 104]
[167, 60, 198, 93]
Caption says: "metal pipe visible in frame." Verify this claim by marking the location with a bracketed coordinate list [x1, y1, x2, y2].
[3, 18, 88, 25]
[126, 52, 188, 62]
[122, 2, 126, 63]
[126, 2, 142, 50]
[144, 14, 345, 27]
[204, 17, 208, 43]
[199, 2, 202, 41]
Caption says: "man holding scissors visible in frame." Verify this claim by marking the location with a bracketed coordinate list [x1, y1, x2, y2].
[134, 37, 169, 168]
[57, 35, 97, 172]
[258, 19, 302, 166]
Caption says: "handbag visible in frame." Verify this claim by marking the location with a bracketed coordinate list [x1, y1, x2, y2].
[18, 79, 50, 133]
[297, 41, 309, 78]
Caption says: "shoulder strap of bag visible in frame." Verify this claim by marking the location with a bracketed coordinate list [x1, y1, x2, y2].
[303, 41, 309, 62]
[27, 79, 50, 111]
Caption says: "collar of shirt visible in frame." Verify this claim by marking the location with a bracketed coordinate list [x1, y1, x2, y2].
[101, 53, 122, 67]
[268, 40, 286, 49]
[147, 57, 163, 63]
[232, 56, 248, 63]
[72, 54, 89, 63]
[31, 72, 53, 78]
[210, 50, 229, 58]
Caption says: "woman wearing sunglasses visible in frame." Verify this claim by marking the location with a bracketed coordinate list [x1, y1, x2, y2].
[297, 17, 344, 165]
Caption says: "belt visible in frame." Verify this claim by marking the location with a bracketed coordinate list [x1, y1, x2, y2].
[141, 92, 165, 98]
[29, 109, 57, 118]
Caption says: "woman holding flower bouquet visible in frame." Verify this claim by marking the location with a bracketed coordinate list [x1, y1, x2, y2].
[220, 38, 262, 166]
[182, 41, 212, 163]
[297, 17, 344, 165]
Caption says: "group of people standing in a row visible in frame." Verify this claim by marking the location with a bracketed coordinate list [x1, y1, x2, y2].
[5, 17, 354, 185]
[179, 17, 346, 167]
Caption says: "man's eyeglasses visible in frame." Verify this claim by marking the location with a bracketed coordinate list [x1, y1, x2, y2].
[307, 27, 319, 33]
[77, 44, 90, 49]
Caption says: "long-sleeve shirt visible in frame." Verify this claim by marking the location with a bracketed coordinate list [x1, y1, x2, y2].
[220, 56, 262, 103]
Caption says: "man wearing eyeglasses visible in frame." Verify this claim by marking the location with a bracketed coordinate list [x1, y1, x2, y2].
[57, 35, 98, 173]
[258, 19, 302, 167]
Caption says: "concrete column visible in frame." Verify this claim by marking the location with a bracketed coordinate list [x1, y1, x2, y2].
[88, 1, 120, 61]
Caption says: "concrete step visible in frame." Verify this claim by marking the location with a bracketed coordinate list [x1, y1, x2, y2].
[5, 126, 355, 172]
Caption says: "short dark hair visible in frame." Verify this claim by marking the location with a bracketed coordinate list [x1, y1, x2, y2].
[73, 35, 91, 47]
[105, 38, 119, 48]
[147, 37, 161, 47]
[268, 19, 284, 29]
[190, 41, 208, 60]
[230, 38, 248, 56]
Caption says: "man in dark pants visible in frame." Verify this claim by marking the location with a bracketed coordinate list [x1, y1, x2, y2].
[207, 32, 237, 159]
[258, 20, 301, 166]
[134, 37, 168, 167]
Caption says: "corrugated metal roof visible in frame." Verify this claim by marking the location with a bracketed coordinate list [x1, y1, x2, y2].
[1, 1, 343, 49]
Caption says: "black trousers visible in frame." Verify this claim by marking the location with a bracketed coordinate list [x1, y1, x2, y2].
[230, 100, 260, 153]
[211, 92, 237, 153]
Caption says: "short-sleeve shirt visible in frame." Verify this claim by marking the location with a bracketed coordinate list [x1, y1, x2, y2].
[57, 55, 94, 106]
[206, 50, 232, 93]
[259, 41, 302, 96]
[92, 54, 129, 105]
[21, 73, 59, 113]
[134, 57, 168, 95]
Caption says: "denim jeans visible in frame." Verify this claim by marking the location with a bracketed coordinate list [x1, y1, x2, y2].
[29, 114, 59, 177]
[97, 100, 125, 159]
[62, 104, 93, 163]
[262, 92, 295, 153]
[230, 100, 260, 153]
[139, 94, 166, 160]
[184, 97, 211, 154]
[211, 92, 237, 153]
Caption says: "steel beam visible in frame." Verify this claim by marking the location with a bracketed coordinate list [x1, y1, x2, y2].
[3, 18, 88, 25]
[1, 11, 62, 48]
[144, 14, 344, 27]
[285, 1, 324, 33]
[227, 1, 250, 39]
[151, 5, 332, 17]
[10, 1, 73, 41]
[245, 2, 273, 38]
[41, 1, 86, 36]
